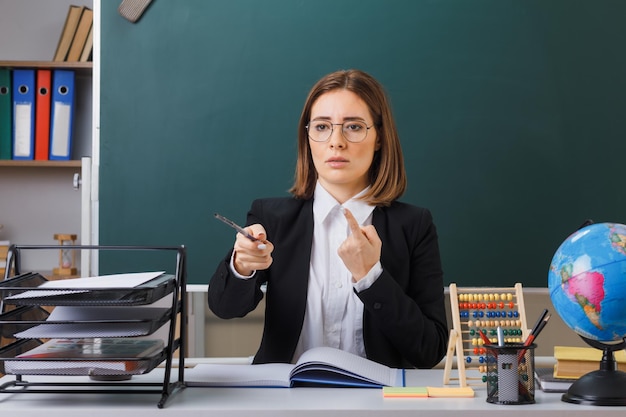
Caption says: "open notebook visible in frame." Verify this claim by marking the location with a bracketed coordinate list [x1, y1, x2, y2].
[185, 346, 404, 388]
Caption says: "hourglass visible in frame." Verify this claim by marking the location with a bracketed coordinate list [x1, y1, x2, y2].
[52, 233, 78, 276]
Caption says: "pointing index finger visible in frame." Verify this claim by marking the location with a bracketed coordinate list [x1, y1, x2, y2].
[342, 207, 362, 235]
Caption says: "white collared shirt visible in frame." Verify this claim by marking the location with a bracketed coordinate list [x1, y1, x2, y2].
[292, 182, 382, 362]
[230, 182, 383, 363]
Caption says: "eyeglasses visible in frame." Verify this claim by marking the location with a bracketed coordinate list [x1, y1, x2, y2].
[306, 120, 374, 143]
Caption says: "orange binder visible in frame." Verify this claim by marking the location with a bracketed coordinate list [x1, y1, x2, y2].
[34, 69, 51, 160]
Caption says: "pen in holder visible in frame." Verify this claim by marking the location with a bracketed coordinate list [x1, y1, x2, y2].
[485, 342, 536, 405]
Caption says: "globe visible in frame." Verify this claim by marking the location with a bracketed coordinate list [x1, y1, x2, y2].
[548, 222, 626, 342]
[548, 222, 626, 406]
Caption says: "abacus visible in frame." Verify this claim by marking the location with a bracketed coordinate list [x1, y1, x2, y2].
[443, 283, 529, 387]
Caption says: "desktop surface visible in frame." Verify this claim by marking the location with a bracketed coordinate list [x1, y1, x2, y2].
[1, 368, 625, 416]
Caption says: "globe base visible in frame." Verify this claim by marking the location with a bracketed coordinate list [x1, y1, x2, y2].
[562, 336, 626, 406]
[562, 369, 626, 406]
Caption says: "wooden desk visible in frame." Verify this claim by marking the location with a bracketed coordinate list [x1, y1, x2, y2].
[1, 367, 626, 416]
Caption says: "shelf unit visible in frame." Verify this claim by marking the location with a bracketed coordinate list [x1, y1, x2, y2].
[0, 60, 92, 72]
[0, 58, 93, 273]
[0, 160, 81, 167]
[0, 244, 187, 408]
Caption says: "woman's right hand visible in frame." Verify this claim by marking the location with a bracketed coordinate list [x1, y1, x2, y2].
[232, 224, 274, 276]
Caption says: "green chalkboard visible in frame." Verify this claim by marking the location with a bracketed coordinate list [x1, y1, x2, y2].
[100, 0, 626, 286]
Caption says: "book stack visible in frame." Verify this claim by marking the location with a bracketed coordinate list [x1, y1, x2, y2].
[53, 5, 94, 62]
[553, 345, 626, 379]
[534, 367, 577, 393]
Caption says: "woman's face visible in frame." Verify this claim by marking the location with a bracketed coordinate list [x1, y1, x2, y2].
[308, 89, 380, 203]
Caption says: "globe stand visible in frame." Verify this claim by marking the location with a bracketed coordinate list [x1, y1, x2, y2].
[562, 336, 626, 406]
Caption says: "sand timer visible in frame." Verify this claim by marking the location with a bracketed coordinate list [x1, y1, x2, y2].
[52, 233, 78, 276]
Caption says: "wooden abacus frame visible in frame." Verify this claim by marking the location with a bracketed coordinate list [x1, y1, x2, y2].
[443, 283, 529, 387]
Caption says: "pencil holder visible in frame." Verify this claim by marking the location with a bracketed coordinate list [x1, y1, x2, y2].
[485, 343, 536, 405]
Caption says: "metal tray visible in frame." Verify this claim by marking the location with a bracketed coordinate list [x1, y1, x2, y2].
[0, 338, 168, 377]
[0, 272, 176, 306]
[0, 305, 172, 338]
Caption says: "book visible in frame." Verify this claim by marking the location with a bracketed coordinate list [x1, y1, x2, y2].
[534, 367, 576, 393]
[3, 337, 164, 374]
[53, 5, 86, 62]
[66, 8, 93, 62]
[185, 346, 404, 388]
[79, 24, 94, 62]
[554, 345, 626, 379]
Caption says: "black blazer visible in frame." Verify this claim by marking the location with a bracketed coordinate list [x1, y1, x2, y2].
[208, 197, 449, 369]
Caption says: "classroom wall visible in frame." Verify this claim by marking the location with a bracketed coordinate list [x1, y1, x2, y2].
[99, 0, 626, 287]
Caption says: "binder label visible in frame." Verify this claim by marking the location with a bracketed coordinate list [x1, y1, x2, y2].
[14, 103, 33, 157]
[51, 102, 71, 157]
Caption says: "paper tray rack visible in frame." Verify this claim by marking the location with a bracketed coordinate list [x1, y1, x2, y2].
[0, 244, 187, 408]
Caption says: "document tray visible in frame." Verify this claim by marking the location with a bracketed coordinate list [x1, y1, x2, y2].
[0, 305, 50, 338]
[0, 272, 176, 306]
[0, 305, 172, 338]
[0, 338, 167, 377]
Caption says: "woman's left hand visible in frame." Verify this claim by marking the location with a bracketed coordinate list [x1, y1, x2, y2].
[338, 208, 382, 281]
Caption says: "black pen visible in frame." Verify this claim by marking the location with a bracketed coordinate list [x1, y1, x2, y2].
[529, 308, 549, 337]
[518, 311, 551, 361]
[214, 213, 267, 250]
[532, 313, 550, 339]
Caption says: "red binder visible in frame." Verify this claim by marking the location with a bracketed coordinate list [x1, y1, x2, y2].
[34, 69, 51, 160]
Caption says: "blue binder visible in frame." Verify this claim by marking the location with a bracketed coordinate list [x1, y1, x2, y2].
[49, 70, 75, 160]
[11, 69, 35, 160]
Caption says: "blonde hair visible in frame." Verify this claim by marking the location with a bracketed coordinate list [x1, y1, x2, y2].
[289, 69, 407, 206]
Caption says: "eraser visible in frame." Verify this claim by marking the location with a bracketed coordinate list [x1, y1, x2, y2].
[118, 0, 153, 23]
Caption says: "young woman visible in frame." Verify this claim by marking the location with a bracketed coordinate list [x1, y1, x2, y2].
[208, 69, 448, 369]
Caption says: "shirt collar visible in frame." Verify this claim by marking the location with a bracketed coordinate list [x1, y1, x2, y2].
[313, 182, 375, 225]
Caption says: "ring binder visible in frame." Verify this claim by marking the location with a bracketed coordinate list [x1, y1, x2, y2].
[11, 69, 36, 160]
